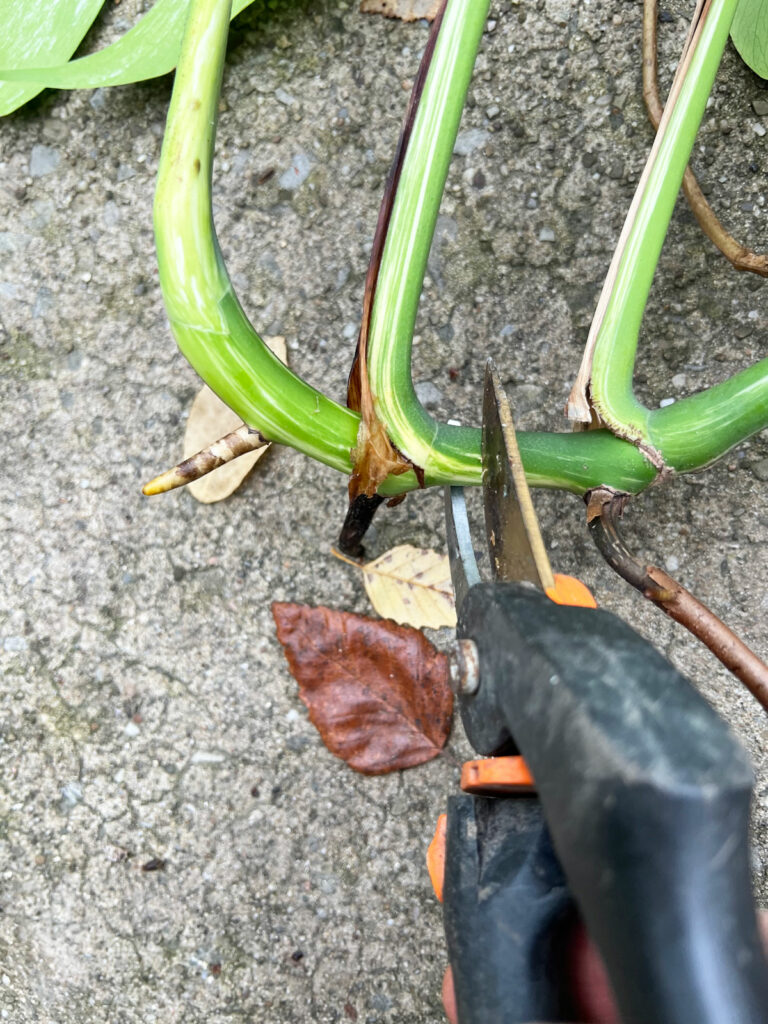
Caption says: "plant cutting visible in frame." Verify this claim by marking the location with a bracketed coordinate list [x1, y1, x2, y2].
[143, 0, 768, 513]
[2, 2, 765, 505]
[1, 1, 767, 1019]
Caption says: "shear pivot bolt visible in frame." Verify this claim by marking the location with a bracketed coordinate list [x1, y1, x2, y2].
[450, 639, 480, 696]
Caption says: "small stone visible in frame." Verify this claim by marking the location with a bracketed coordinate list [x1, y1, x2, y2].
[116, 163, 136, 182]
[659, 397, 675, 408]
[750, 459, 768, 482]
[3, 636, 27, 652]
[33, 287, 54, 319]
[89, 89, 107, 110]
[190, 750, 225, 764]
[752, 97, 768, 117]
[753, 123, 767, 138]
[274, 87, 295, 106]
[486, 104, 500, 120]
[665, 555, 679, 572]
[415, 381, 443, 408]
[671, 373, 686, 388]
[453, 129, 490, 156]
[29, 145, 60, 177]
[123, 721, 140, 737]
[538, 227, 556, 242]
[278, 152, 313, 190]
[471, 169, 486, 189]
[60, 781, 83, 807]
[607, 160, 624, 180]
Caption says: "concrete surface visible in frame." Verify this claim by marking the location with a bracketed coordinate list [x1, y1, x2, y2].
[0, 0, 766, 1020]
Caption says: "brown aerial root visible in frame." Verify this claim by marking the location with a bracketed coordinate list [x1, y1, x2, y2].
[586, 488, 768, 712]
[644, 0, 768, 277]
[142, 425, 268, 495]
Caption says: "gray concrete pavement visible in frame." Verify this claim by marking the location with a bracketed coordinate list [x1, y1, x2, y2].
[0, 0, 766, 1020]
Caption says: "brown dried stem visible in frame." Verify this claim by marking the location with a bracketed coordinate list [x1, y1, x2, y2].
[643, 0, 768, 276]
[142, 425, 268, 495]
[586, 488, 768, 711]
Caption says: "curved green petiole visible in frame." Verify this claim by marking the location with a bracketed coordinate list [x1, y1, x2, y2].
[154, 0, 385, 481]
[567, 0, 768, 469]
[154, 0, 763, 502]
[153, 0, 661, 497]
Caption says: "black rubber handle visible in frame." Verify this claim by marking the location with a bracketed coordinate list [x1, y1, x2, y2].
[457, 582, 768, 1024]
[443, 794, 576, 1024]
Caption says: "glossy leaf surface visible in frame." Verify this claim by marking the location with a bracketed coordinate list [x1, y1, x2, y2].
[731, 0, 768, 78]
[0, 0, 257, 115]
[0, 0, 105, 115]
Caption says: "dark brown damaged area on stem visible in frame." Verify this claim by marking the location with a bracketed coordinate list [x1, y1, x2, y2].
[346, 1, 448, 499]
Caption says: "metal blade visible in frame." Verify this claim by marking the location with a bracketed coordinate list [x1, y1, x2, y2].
[444, 486, 482, 611]
[482, 360, 555, 590]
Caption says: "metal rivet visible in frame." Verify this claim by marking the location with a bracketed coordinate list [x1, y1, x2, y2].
[450, 638, 480, 696]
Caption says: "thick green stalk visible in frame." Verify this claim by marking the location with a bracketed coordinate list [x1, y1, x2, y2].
[154, 0, 392, 482]
[587, 0, 741, 446]
[154, 0, 763, 500]
[153, 0, 657, 497]
[365, 0, 490, 482]
[648, 358, 768, 472]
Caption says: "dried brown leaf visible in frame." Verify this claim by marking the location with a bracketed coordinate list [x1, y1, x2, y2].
[184, 336, 286, 503]
[360, 0, 441, 21]
[272, 602, 453, 775]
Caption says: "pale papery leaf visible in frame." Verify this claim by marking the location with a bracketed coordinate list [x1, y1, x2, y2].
[272, 602, 453, 775]
[334, 544, 457, 629]
[360, 0, 441, 21]
[184, 336, 286, 503]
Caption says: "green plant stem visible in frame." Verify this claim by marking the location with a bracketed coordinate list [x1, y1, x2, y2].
[365, 0, 491, 483]
[153, 0, 657, 496]
[154, 0, 386, 481]
[588, 0, 759, 463]
[153, 0, 764, 500]
[648, 358, 768, 472]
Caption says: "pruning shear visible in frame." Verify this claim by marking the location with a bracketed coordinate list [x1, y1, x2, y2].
[430, 360, 768, 1023]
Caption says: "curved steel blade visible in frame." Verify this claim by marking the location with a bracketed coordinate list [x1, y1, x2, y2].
[482, 360, 555, 590]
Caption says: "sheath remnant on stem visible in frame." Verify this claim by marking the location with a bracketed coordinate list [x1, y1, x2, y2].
[586, 488, 768, 712]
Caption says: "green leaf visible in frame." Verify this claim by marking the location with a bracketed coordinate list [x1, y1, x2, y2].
[0, 0, 106, 116]
[731, 0, 768, 78]
[0, 0, 257, 116]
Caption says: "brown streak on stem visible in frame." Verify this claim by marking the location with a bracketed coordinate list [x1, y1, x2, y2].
[643, 0, 768, 277]
[346, 0, 448, 499]
[586, 488, 768, 712]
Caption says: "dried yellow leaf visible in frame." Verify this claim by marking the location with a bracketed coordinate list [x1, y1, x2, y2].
[335, 544, 457, 629]
[184, 336, 286, 504]
[360, 0, 441, 21]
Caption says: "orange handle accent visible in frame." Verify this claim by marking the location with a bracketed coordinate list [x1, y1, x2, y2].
[427, 813, 448, 903]
[460, 756, 536, 796]
[545, 573, 597, 609]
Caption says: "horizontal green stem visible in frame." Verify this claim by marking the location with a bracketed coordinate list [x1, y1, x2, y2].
[648, 358, 768, 472]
